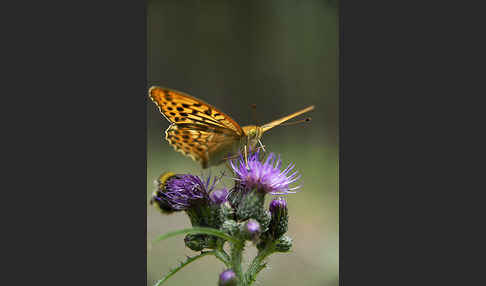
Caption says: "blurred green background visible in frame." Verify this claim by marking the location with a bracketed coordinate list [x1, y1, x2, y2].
[147, 0, 338, 285]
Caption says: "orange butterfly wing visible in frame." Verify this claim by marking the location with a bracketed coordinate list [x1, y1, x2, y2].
[149, 86, 244, 168]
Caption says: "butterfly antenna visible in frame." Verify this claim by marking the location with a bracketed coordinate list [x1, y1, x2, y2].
[278, 117, 312, 127]
[261, 105, 315, 133]
[251, 104, 258, 125]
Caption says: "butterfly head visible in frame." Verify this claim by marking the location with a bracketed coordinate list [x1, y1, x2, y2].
[242, 125, 264, 149]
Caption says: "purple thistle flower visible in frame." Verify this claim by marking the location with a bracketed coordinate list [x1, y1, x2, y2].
[229, 149, 301, 195]
[209, 188, 228, 204]
[218, 269, 237, 286]
[153, 173, 219, 211]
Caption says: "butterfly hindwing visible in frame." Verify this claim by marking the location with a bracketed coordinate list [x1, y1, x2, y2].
[165, 123, 241, 168]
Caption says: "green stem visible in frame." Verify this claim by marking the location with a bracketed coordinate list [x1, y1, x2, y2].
[245, 242, 276, 285]
[214, 238, 231, 267]
[154, 251, 215, 286]
[214, 249, 231, 267]
[230, 240, 245, 285]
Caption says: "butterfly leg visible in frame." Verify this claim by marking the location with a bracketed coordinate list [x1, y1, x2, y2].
[258, 139, 266, 153]
[245, 135, 251, 170]
[223, 153, 239, 161]
[221, 144, 265, 165]
[244, 145, 250, 171]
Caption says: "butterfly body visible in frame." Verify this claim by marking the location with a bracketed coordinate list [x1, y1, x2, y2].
[241, 125, 263, 149]
[149, 86, 314, 168]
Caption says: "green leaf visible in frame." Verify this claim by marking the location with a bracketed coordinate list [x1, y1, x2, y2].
[153, 227, 240, 244]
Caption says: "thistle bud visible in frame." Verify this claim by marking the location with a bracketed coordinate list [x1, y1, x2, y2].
[256, 210, 271, 233]
[235, 189, 265, 221]
[210, 188, 228, 204]
[219, 201, 235, 222]
[275, 235, 293, 252]
[184, 234, 207, 251]
[218, 269, 237, 286]
[268, 197, 288, 238]
[184, 233, 217, 251]
[240, 219, 261, 241]
[221, 219, 239, 236]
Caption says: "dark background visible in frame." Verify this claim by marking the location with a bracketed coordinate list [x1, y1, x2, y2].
[147, 0, 339, 285]
[5, 0, 482, 285]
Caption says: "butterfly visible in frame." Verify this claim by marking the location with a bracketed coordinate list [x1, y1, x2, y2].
[149, 86, 314, 169]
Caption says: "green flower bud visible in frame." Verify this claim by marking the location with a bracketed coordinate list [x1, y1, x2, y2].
[240, 219, 261, 241]
[235, 189, 265, 221]
[256, 210, 271, 233]
[184, 234, 217, 251]
[184, 234, 207, 251]
[219, 201, 235, 222]
[275, 235, 293, 252]
[185, 201, 212, 227]
[221, 219, 239, 236]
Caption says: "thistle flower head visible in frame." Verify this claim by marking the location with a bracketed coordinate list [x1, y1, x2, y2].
[209, 188, 228, 204]
[218, 269, 237, 286]
[151, 172, 219, 211]
[230, 149, 301, 195]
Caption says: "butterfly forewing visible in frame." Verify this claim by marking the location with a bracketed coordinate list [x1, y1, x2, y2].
[149, 86, 245, 168]
[149, 87, 244, 134]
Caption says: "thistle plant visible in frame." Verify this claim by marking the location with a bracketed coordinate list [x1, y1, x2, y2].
[151, 149, 300, 286]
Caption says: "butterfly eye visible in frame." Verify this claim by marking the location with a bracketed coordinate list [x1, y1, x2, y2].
[247, 129, 257, 137]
